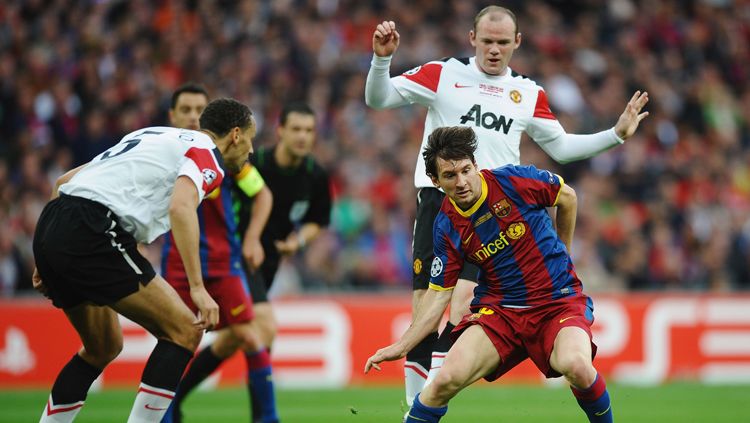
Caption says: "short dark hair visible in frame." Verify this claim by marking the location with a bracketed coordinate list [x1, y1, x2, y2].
[171, 82, 209, 109]
[423, 126, 478, 178]
[474, 6, 518, 36]
[279, 102, 314, 125]
[199, 98, 253, 137]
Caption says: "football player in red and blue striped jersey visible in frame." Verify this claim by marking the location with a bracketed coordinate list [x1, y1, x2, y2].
[366, 126, 612, 423]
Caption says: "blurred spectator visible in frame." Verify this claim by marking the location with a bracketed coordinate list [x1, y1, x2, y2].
[1, 0, 749, 295]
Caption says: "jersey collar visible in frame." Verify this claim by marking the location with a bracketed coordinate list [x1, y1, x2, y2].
[449, 172, 487, 217]
[469, 57, 513, 81]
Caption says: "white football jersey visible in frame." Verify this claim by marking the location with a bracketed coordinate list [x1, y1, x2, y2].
[60, 127, 225, 243]
[392, 57, 569, 188]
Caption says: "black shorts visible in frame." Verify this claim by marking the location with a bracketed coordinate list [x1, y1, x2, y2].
[413, 187, 478, 290]
[245, 250, 279, 304]
[32, 194, 156, 309]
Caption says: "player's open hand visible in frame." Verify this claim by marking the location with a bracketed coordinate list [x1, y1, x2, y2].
[373, 20, 400, 57]
[32, 267, 49, 298]
[364, 344, 406, 374]
[190, 286, 219, 331]
[614, 90, 650, 140]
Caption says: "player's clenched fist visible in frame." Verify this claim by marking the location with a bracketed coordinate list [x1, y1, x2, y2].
[190, 286, 219, 330]
[372, 20, 400, 57]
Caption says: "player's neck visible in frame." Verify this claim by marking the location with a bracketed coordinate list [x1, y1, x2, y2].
[274, 144, 303, 169]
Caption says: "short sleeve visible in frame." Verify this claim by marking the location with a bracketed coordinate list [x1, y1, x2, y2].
[497, 165, 563, 208]
[179, 147, 225, 202]
[429, 214, 462, 291]
[391, 62, 444, 106]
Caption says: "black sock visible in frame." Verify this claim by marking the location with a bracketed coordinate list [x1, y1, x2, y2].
[141, 339, 193, 392]
[172, 346, 224, 406]
[406, 331, 438, 374]
[435, 322, 456, 353]
[50, 354, 102, 405]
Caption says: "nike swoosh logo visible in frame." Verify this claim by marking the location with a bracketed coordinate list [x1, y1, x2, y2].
[144, 404, 167, 411]
[462, 233, 474, 244]
[407, 414, 429, 422]
[594, 405, 611, 416]
[559, 316, 576, 324]
[230, 304, 246, 316]
[454, 83, 472, 88]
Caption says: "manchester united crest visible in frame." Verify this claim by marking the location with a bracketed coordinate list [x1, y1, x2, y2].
[509, 89, 522, 103]
[413, 258, 423, 275]
[491, 198, 511, 218]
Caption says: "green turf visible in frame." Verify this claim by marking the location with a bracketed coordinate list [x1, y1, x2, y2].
[2, 383, 748, 422]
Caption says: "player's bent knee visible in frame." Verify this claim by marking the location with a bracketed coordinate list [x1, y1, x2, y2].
[231, 323, 263, 352]
[429, 365, 464, 401]
[81, 337, 123, 368]
[554, 351, 591, 380]
[164, 320, 203, 352]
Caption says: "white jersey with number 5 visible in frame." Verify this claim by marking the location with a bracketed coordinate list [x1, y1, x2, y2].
[383, 56, 622, 188]
[59, 126, 225, 243]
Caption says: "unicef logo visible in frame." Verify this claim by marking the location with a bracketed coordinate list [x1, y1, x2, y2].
[430, 257, 444, 278]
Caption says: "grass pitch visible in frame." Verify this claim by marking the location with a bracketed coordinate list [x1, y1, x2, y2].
[2, 383, 748, 422]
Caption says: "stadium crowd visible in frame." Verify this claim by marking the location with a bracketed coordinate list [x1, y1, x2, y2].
[1, 0, 749, 296]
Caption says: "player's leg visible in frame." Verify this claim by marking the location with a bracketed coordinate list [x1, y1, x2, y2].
[229, 321, 279, 423]
[162, 327, 237, 423]
[550, 326, 612, 422]
[250, 302, 277, 350]
[244, 264, 278, 422]
[406, 325, 500, 423]
[110, 275, 203, 423]
[406, 188, 443, 407]
[427, 270, 477, 385]
[40, 304, 122, 423]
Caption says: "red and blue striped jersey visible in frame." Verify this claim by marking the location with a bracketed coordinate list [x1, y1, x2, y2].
[162, 172, 244, 279]
[429, 166, 583, 308]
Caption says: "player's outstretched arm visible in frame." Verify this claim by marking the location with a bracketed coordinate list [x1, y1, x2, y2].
[364, 288, 451, 373]
[614, 90, 650, 140]
[169, 176, 219, 330]
[372, 20, 400, 57]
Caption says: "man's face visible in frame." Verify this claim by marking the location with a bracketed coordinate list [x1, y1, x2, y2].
[225, 118, 256, 172]
[469, 13, 521, 76]
[277, 111, 316, 159]
[169, 92, 208, 130]
[431, 157, 482, 209]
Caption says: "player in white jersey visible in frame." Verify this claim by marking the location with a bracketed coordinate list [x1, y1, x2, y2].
[365, 5, 649, 407]
[32, 98, 256, 423]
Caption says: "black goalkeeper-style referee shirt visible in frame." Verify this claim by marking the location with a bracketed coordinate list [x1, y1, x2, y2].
[236, 145, 331, 255]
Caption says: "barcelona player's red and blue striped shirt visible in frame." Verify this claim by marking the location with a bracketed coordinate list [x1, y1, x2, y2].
[430, 165, 584, 308]
[162, 170, 244, 279]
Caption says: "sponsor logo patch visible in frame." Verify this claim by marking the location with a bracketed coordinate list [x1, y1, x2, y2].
[202, 168, 218, 185]
[403, 66, 422, 76]
[430, 257, 443, 278]
[506, 222, 526, 240]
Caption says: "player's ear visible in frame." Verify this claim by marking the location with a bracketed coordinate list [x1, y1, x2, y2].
[515, 32, 522, 49]
[469, 30, 477, 47]
[232, 126, 241, 144]
[429, 174, 441, 188]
